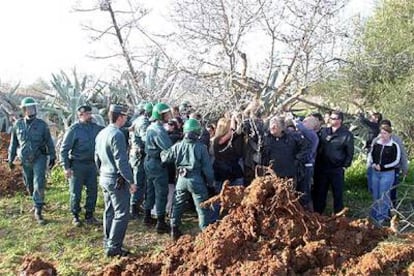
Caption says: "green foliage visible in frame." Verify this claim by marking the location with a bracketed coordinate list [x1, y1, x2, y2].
[345, 154, 368, 188]
[343, 154, 371, 217]
[311, 0, 414, 154]
[46, 69, 107, 132]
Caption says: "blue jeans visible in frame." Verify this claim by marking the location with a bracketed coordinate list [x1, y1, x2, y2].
[367, 166, 373, 194]
[211, 178, 244, 222]
[370, 170, 394, 223]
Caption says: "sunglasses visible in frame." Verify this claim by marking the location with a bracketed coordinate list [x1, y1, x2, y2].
[329, 117, 340, 120]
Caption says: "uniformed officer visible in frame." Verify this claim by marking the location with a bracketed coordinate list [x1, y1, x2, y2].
[95, 104, 137, 257]
[144, 102, 173, 233]
[161, 118, 214, 240]
[129, 102, 152, 219]
[60, 105, 104, 226]
[8, 97, 56, 225]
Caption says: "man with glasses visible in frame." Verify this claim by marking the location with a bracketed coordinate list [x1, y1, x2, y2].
[313, 110, 354, 215]
[60, 105, 104, 226]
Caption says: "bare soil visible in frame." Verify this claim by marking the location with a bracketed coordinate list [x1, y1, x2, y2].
[0, 132, 25, 197]
[94, 175, 414, 276]
[19, 255, 57, 276]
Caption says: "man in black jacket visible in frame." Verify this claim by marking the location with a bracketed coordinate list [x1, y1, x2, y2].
[313, 110, 354, 214]
[263, 116, 309, 183]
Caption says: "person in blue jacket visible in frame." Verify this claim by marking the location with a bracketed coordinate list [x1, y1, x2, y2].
[144, 102, 173, 233]
[60, 105, 104, 226]
[95, 104, 137, 257]
[8, 97, 56, 225]
[161, 118, 214, 240]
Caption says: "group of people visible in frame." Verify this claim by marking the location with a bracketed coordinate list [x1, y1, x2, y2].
[6, 96, 408, 257]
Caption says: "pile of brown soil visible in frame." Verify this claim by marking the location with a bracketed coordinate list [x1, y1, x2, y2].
[0, 132, 25, 197]
[19, 255, 57, 276]
[95, 175, 414, 275]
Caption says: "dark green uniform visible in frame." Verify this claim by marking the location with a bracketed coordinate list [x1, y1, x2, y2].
[8, 118, 56, 209]
[144, 121, 172, 217]
[161, 136, 214, 230]
[60, 121, 103, 219]
[95, 123, 134, 256]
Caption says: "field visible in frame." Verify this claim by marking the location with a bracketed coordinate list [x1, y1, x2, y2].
[1, 132, 414, 275]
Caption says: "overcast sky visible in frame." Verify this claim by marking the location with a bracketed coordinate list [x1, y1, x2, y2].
[0, 0, 376, 86]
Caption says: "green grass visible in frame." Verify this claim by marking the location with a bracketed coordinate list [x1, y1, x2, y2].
[0, 167, 193, 275]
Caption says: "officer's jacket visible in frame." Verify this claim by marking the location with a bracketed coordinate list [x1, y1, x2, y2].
[145, 122, 172, 159]
[131, 115, 150, 151]
[160, 137, 214, 184]
[316, 126, 354, 169]
[95, 124, 133, 184]
[8, 118, 56, 163]
[60, 121, 103, 169]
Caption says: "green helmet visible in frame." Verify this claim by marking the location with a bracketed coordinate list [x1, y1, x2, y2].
[144, 102, 153, 114]
[20, 97, 38, 108]
[183, 118, 201, 134]
[151, 102, 170, 120]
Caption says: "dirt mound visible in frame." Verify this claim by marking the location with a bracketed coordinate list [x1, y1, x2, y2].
[0, 132, 25, 197]
[95, 175, 414, 275]
[19, 255, 57, 276]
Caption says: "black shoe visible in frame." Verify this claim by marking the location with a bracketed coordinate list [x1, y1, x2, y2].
[156, 216, 170, 234]
[106, 248, 131, 257]
[171, 226, 182, 241]
[143, 210, 157, 227]
[72, 216, 82, 227]
[85, 213, 100, 225]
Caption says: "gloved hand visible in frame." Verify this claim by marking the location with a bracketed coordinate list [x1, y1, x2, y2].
[48, 159, 56, 169]
[8, 161, 15, 171]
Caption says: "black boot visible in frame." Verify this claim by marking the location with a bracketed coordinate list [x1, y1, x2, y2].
[171, 226, 182, 241]
[156, 215, 170, 234]
[143, 209, 157, 227]
[34, 207, 46, 225]
[85, 212, 99, 225]
[130, 204, 139, 220]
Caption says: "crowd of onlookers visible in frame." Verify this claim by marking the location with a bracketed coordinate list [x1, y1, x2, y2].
[6, 97, 408, 257]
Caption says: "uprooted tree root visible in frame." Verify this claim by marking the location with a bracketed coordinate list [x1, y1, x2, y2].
[94, 175, 414, 275]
